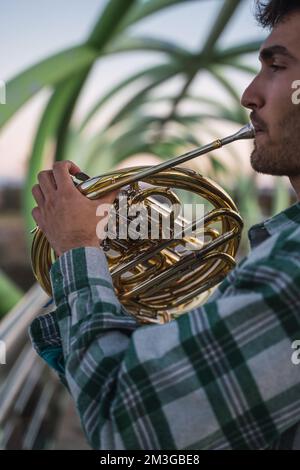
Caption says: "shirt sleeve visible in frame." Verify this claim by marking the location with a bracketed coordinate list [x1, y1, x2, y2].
[45, 241, 300, 450]
[28, 310, 68, 387]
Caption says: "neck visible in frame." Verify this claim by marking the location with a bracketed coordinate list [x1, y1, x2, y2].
[289, 175, 300, 201]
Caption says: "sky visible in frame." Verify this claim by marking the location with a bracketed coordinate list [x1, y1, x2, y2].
[0, 0, 267, 184]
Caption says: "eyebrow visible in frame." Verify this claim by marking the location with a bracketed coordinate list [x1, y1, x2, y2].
[259, 45, 297, 62]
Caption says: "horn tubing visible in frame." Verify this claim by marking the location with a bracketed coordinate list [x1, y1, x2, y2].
[79, 123, 255, 196]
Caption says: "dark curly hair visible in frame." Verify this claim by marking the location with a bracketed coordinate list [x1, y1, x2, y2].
[256, 0, 300, 28]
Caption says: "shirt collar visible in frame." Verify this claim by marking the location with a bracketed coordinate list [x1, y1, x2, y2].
[248, 201, 300, 249]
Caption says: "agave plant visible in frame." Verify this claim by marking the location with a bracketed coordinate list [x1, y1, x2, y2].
[0, 269, 23, 317]
[1, 0, 271, 313]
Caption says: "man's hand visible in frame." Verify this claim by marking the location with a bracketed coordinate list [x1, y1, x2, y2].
[31, 160, 118, 257]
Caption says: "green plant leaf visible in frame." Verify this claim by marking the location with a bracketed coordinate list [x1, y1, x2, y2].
[103, 35, 191, 60]
[116, 0, 199, 33]
[51, 0, 139, 163]
[0, 270, 23, 317]
[79, 63, 181, 131]
[0, 45, 98, 130]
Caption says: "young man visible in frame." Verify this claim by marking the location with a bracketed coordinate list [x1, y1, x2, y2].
[30, 0, 300, 449]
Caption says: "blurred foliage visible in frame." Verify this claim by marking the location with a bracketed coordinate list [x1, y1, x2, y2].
[0, 270, 23, 317]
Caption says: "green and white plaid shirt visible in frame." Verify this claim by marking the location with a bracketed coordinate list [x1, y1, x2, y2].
[29, 202, 300, 450]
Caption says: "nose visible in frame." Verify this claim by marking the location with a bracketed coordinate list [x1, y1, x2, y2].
[241, 74, 265, 111]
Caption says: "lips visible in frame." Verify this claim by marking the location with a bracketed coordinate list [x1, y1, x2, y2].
[250, 114, 267, 134]
[251, 121, 266, 134]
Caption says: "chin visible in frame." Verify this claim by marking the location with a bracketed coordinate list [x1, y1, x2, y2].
[250, 153, 300, 176]
[250, 151, 282, 176]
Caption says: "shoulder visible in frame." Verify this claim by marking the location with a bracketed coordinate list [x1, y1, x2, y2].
[223, 224, 300, 291]
[245, 223, 300, 266]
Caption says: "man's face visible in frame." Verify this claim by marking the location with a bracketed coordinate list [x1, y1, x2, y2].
[241, 12, 300, 176]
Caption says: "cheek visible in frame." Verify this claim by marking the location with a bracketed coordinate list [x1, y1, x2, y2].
[264, 78, 295, 130]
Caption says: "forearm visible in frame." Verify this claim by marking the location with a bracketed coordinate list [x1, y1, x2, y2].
[29, 247, 139, 398]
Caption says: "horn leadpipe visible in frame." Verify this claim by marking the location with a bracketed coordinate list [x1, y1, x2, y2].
[79, 123, 255, 196]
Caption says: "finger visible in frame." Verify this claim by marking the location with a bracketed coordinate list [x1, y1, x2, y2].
[37, 170, 57, 197]
[32, 184, 45, 206]
[105, 188, 120, 202]
[52, 160, 82, 190]
[109, 189, 120, 204]
[74, 172, 90, 182]
[92, 189, 120, 206]
[31, 206, 42, 226]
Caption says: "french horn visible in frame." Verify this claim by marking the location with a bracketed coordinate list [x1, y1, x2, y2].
[31, 124, 255, 324]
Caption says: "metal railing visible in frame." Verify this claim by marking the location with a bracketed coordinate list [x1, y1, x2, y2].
[0, 284, 65, 449]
